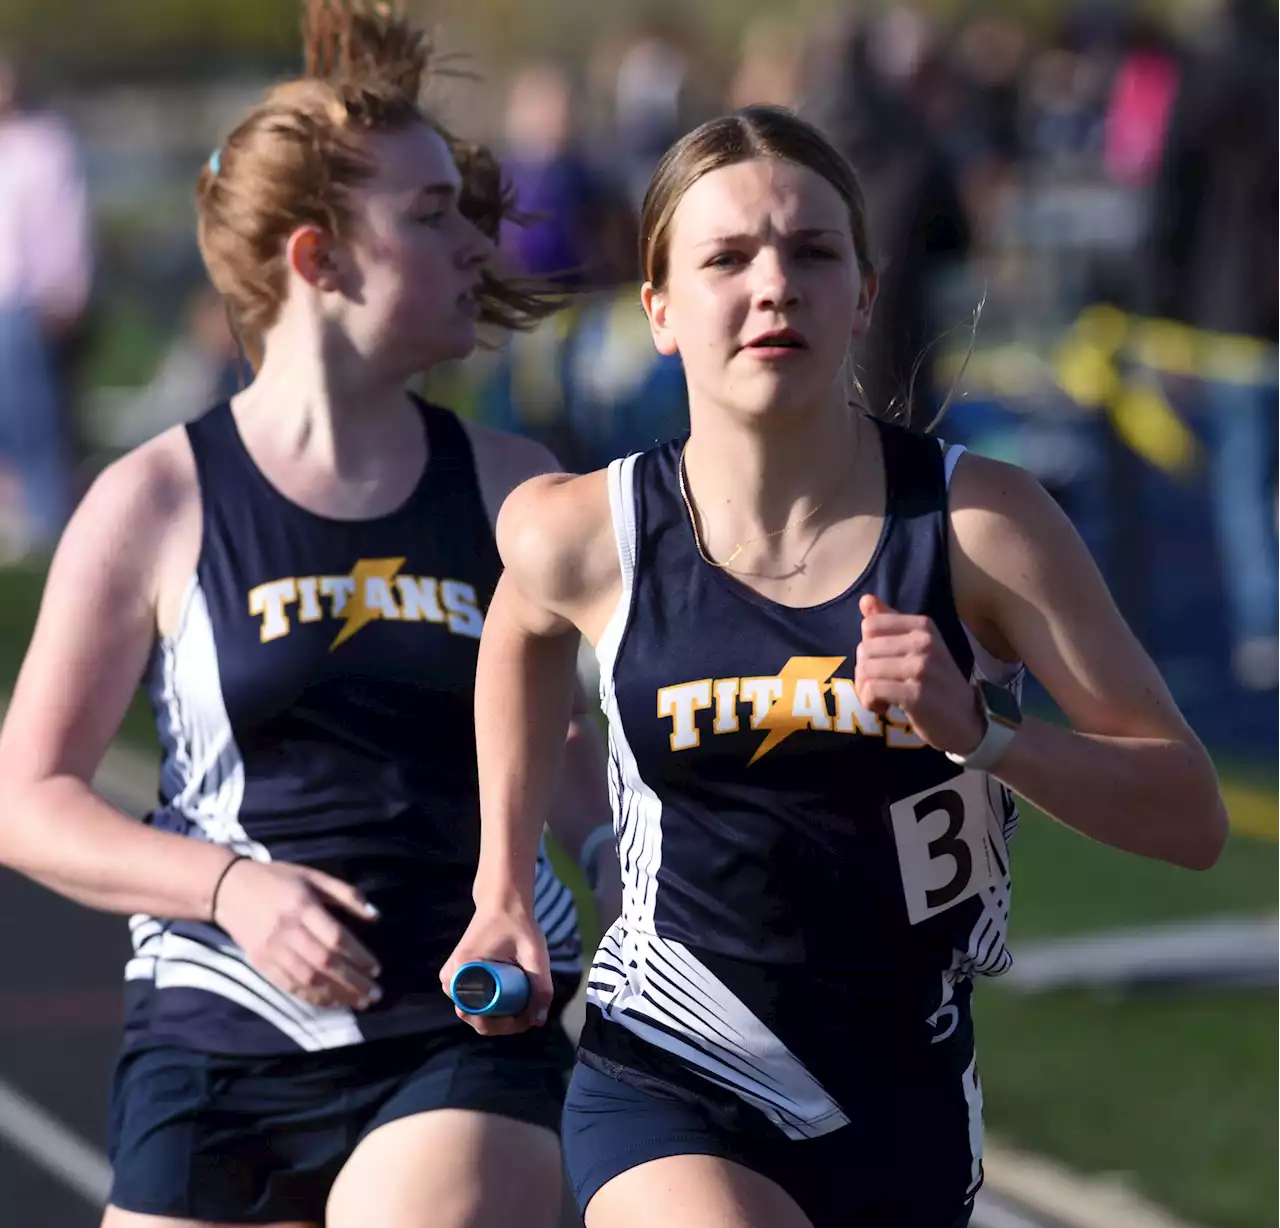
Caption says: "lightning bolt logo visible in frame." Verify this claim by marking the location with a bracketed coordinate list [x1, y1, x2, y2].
[329, 557, 405, 651]
[748, 656, 846, 765]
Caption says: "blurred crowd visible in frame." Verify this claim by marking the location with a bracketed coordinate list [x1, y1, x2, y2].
[422, 0, 1278, 701]
[0, 0, 1276, 704]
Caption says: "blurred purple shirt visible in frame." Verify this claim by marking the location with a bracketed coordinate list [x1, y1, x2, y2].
[0, 110, 92, 322]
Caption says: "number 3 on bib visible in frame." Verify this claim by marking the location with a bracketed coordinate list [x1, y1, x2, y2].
[890, 773, 1001, 926]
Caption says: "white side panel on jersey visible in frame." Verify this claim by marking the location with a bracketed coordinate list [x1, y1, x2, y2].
[599, 685, 665, 935]
[583, 450, 641, 963]
[149, 577, 261, 854]
[962, 1056, 985, 1197]
[595, 453, 640, 705]
[535, 834, 583, 975]
[133, 577, 362, 1047]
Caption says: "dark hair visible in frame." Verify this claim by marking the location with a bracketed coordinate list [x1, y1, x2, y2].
[196, 0, 560, 367]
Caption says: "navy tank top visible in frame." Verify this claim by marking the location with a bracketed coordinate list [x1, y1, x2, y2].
[123, 399, 581, 1054]
[581, 422, 1021, 1151]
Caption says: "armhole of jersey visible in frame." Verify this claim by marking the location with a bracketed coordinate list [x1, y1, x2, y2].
[594, 453, 640, 700]
[937, 439, 1023, 689]
[941, 441, 967, 487]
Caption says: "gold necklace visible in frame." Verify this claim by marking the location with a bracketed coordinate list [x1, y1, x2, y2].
[678, 438, 847, 570]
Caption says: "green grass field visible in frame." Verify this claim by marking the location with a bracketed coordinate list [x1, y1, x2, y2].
[1, 560, 1275, 1226]
[975, 814, 1277, 1228]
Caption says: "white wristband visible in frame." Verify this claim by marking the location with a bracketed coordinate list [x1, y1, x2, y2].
[578, 823, 616, 889]
[945, 717, 1016, 773]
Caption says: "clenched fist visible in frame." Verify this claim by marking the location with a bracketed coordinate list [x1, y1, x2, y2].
[854, 594, 984, 757]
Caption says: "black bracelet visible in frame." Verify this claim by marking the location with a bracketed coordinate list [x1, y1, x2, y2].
[210, 854, 249, 924]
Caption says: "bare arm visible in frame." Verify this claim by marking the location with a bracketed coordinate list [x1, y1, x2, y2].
[466, 422, 616, 886]
[472, 569, 583, 909]
[471, 470, 619, 905]
[951, 454, 1227, 869]
[0, 442, 233, 917]
[442, 469, 619, 1030]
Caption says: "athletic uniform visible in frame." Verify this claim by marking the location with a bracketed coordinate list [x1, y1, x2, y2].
[561, 423, 1021, 1227]
[108, 398, 582, 1222]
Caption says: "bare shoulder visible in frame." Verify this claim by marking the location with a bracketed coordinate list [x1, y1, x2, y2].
[495, 468, 618, 617]
[946, 446, 1054, 519]
[0, 427, 200, 783]
[945, 446, 1115, 654]
[68, 428, 196, 561]
[461, 418, 562, 526]
[460, 418, 619, 620]
[948, 446, 1070, 556]
[54, 427, 200, 620]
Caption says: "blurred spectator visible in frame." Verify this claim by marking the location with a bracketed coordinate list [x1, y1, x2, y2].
[728, 18, 804, 111]
[612, 24, 696, 210]
[500, 63, 604, 284]
[1142, 0, 1279, 690]
[1023, 42, 1107, 169]
[803, 10, 970, 427]
[0, 51, 92, 558]
[1102, 19, 1181, 189]
[479, 182, 688, 473]
[954, 13, 1031, 168]
[940, 12, 1031, 245]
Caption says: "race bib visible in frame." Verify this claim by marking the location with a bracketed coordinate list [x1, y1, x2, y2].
[890, 772, 1000, 926]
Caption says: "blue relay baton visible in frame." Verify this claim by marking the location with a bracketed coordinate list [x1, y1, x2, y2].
[448, 961, 531, 1017]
